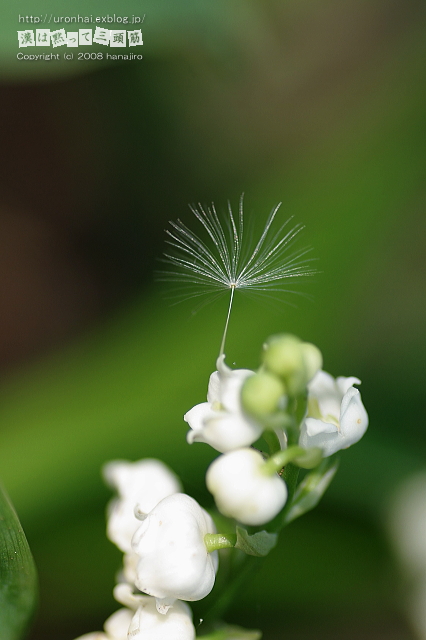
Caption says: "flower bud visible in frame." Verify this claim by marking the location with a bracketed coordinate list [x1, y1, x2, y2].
[262, 334, 322, 396]
[206, 448, 287, 526]
[300, 342, 323, 382]
[263, 334, 303, 377]
[241, 371, 285, 417]
[103, 459, 182, 553]
[132, 494, 218, 613]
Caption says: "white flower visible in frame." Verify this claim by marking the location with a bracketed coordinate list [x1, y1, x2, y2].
[184, 356, 262, 453]
[388, 473, 426, 577]
[132, 493, 219, 613]
[74, 585, 196, 640]
[121, 550, 139, 585]
[206, 448, 287, 526]
[103, 459, 182, 553]
[114, 584, 195, 640]
[388, 475, 426, 640]
[299, 371, 368, 457]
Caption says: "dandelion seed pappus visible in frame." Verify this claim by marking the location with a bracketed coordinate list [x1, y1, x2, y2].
[157, 195, 317, 356]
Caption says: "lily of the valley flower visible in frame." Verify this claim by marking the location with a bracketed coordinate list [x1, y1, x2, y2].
[74, 584, 196, 640]
[299, 371, 368, 457]
[184, 355, 262, 453]
[103, 459, 182, 553]
[132, 493, 219, 613]
[206, 448, 287, 526]
[115, 584, 195, 640]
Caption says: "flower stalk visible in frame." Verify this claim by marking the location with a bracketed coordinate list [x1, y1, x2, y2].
[204, 533, 237, 553]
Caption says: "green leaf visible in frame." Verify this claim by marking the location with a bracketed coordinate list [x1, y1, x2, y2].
[235, 526, 277, 557]
[283, 457, 339, 526]
[0, 483, 38, 640]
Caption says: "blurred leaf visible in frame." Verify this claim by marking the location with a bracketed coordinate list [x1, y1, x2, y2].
[0, 483, 37, 640]
[235, 527, 277, 557]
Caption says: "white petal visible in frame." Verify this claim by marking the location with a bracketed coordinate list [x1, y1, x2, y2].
[103, 460, 181, 510]
[186, 357, 260, 453]
[336, 376, 361, 395]
[185, 405, 261, 454]
[220, 370, 254, 414]
[104, 460, 181, 553]
[201, 413, 262, 453]
[215, 355, 255, 413]
[300, 383, 368, 457]
[299, 417, 342, 457]
[132, 494, 218, 605]
[104, 608, 133, 640]
[339, 387, 368, 447]
[207, 371, 221, 404]
[206, 449, 287, 526]
[304, 417, 338, 437]
[308, 371, 341, 419]
[121, 552, 139, 585]
[155, 597, 176, 615]
[184, 403, 216, 443]
[128, 599, 195, 640]
[113, 583, 150, 610]
[308, 370, 336, 396]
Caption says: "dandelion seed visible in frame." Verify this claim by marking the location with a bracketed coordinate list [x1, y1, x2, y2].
[157, 196, 317, 356]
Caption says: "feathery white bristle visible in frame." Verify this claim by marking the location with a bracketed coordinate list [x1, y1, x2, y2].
[157, 196, 317, 355]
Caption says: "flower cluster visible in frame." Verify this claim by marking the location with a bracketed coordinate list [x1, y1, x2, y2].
[186, 333, 368, 529]
[72, 202, 369, 640]
[76, 459, 217, 639]
[75, 334, 368, 640]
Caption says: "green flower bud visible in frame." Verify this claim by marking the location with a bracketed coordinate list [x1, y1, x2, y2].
[262, 334, 303, 379]
[262, 334, 323, 396]
[300, 342, 323, 383]
[241, 371, 285, 416]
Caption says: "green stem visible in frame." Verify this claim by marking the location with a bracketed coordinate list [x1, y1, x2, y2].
[262, 429, 282, 456]
[294, 391, 308, 427]
[201, 386, 314, 625]
[262, 446, 305, 475]
[282, 463, 300, 503]
[204, 533, 237, 552]
[202, 554, 262, 624]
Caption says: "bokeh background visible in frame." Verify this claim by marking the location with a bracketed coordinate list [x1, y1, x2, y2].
[1, 1, 426, 638]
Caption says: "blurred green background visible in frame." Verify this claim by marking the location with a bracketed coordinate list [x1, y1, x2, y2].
[0, 1, 425, 638]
